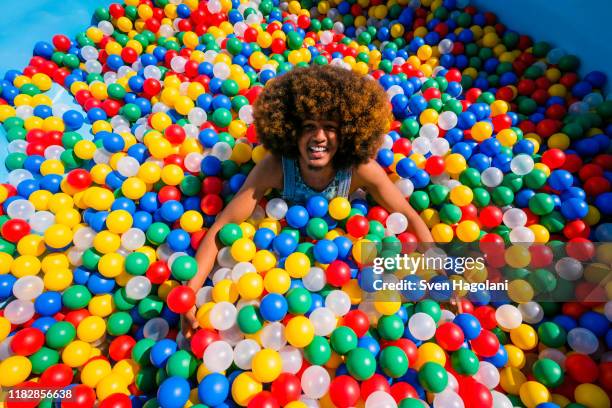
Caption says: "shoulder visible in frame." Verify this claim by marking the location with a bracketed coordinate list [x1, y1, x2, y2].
[352, 159, 385, 181]
[249, 154, 283, 190]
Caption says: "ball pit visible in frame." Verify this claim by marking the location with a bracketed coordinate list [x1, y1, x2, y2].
[0, 0, 612, 407]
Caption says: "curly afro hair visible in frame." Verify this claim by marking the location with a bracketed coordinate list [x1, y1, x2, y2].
[253, 64, 392, 169]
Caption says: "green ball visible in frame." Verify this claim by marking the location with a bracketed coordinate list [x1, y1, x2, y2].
[330, 326, 358, 355]
[532, 358, 563, 387]
[537, 322, 566, 348]
[529, 193, 555, 215]
[451, 348, 479, 375]
[306, 217, 328, 239]
[226, 37, 243, 55]
[541, 211, 565, 233]
[368, 220, 385, 239]
[121, 103, 142, 122]
[286, 287, 312, 315]
[62, 285, 92, 310]
[221, 79, 239, 96]
[491, 186, 514, 206]
[30, 347, 60, 374]
[528, 268, 557, 293]
[399, 398, 426, 408]
[287, 31, 303, 50]
[502, 173, 523, 192]
[126, 252, 150, 275]
[379, 346, 409, 378]
[524, 169, 547, 189]
[171, 255, 198, 280]
[400, 118, 420, 137]
[5, 152, 26, 170]
[409, 191, 430, 212]
[428, 185, 450, 205]
[439, 204, 462, 224]
[237, 305, 264, 334]
[146, 222, 170, 245]
[219, 223, 243, 245]
[472, 187, 491, 206]
[304, 336, 332, 365]
[107, 312, 133, 336]
[114, 288, 138, 311]
[418, 362, 448, 393]
[415, 299, 442, 323]
[45, 321, 76, 349]
[377, 315, 404, 341]
[346, 347, 377, 381]
[138, 296, 164, 319]
[166, 350, 197, 378]
[132, 338, 156, 366]
[212, 108, 232, 127]
[108, 83, 127, 100]
[135, 366, 158, 393]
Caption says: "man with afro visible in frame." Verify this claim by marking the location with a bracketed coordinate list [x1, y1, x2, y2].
[182, 64, 433, 338]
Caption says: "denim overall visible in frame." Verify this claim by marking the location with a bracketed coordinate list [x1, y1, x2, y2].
[281, 157, 352, 204]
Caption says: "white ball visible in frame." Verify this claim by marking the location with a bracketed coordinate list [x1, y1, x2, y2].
[365, 391, 397, 408]
[13, 276, 44, 300]
[210, 302, 237, 331]
[301, 365, 330, 399]
[266, 198, 289, 220]
[260, 322, 287, 351]
[203, 341, 234, 372]
[279, 345, 303, 374]
[303, 267, 326, 292]
[234, 339, 261, 369]
[386, 212, 408, 235]
[4, 299, 35, 324]
[408, 312, 436, 341]
[309, 307, 337, 336]
[125, 276, 152, 300]
[325, 290, 351, 316]
[438, 111, 458, 130]
[495, 304, 522, 330]
[502, 208, 527, 228]
[481, 167, 503, 188]
[142, 317, 169, 341]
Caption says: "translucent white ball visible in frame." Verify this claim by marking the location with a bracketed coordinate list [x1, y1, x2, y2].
[386, 212, 408, 235]
[408, 312, 436, 340]
[301, 365, 330, 399]
[325, 290, 351, 316]
[203, 341, 234, 372]
[234, 339, 260, 370]
[481, 167, 503, 188]
[266, 198, 289, 220]
[309, 307, 337, 336]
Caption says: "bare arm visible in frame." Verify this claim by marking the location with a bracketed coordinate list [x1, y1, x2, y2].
[187, 154, 282, 293]
[353, 159, 434, 243]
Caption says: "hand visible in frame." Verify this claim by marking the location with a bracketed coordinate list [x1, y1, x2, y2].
[181, 306, 199, 340]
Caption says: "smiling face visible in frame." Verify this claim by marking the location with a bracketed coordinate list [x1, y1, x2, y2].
[297, 118, 340, 170]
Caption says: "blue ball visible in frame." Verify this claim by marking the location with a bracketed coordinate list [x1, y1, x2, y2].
[198, 373, 229, 407]
[150, 339, 178, 367]
[561, 198, 589, 220]
[548, 170, 574, 191]
[579, 311, 609, 338]
[453, 313, 481, 340]
[252, 227, 275, 250]
[286, 205, 310, 228]
[313, 239, 338, 264]
[483, 343, 508, 368]
[0, 275, 16, 299]
[167, 229, 191, 251]
[34, 291, 62, 316]
[62, 110, 84, 130]
[260, 293, 288, 322]
[160, 200, 184, 222]
[272, 233, 298, 257]
[306, 195, 328, 218]
[158, 376, 190, 408]
[334, 236, 353, 260]
[595, 192, 612, 216]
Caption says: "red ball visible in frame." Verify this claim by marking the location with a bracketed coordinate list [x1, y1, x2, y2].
[458, 377, 493, 408]
[64, 310, 89, 327]
[1, 219, 31, 243]
[99, 393, 132, 408]
[389, 382, 418, 403]
[491, 114, 511, 131]
[61, 384, 96, 408]
[473, 306, 497, 330]
[600, 362, 612, 392]
[563, 220, 590, 239]
[368, 206, 389, 223]
[470, 329, 500, 357]
[579, 163, 603, 181]
[146, 261, 171, 284]
[52, 35, 71, 52]
[342, 310, 370, 337]
[10, 327, 44, 356]
[66, 169, 93, 189]
[346, 215, 369, 238]
[143, 78, 162, 96]
[167, 286, 196, 313]
[541, 148, 566, 169]
[164, 124, 186, 144]
[584, 176, 610, 196]
[41, 364, 74, 387]
[201, 194, 223, 216]
[109, 335, 136, 361]
[360, 374, 391, 400]
[425, 155, 445, 176]
[566, 237, 595, 261]
[528, 244, 553, 268]
[565, 354, 599, 383]
[435, 322, 465, 351]
[158, 185, 181, 202]
[479, 206, 502, 228]
[329, 376, 360, 408]
[271, 373, 301, 406]
[326, 260, 352, 287]
[190, 329, 220, 359]
[247, 391, 280, 408]
[392, 138, 412, 156]
[382, 338, 418, 366]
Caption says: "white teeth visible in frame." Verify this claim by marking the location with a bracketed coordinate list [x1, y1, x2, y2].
[310, 146, 326, 152]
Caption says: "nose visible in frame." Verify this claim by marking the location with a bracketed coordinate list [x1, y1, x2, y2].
[313, 127, 326, 141]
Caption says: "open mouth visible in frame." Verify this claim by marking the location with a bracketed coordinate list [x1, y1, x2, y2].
[308, 145, 328, 160]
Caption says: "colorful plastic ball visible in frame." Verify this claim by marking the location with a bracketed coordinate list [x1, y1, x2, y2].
[157, 376, 191, 408]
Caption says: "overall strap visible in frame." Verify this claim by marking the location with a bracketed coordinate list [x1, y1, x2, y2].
[281, 156, 296, 201]
[336, 167, 353, 198]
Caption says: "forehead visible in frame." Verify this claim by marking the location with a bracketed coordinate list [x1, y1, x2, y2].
[302, 118, 339, 125]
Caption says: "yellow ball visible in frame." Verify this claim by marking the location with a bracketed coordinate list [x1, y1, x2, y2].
[471, 121, 493, 141]
[574, 383, 610, 408]
[44, 224, 73, 248]
[77, 315, 107, 342]
[252, 250, 276, 272]
[263, 268, 291, 294]
[497, 129, 517, 147]
[519, 381, 551, 408]
[231, 238, 257, 262]
[510, 324, 538, 350]
[285, 316, 314, 348]
[505, 245, 531, 268]
[413, 343, 446, 370]
[419, 108, 439, 125]
[94, 230, 121, 254]
[444, 153, 467, 174]
[449, 185, 473, 206]
[96, 374, 129, 400]
[329, 197, 351, 220]
[62, 340, 92, 367]
[211, 279, 239, 303]
[81, 359, 112, 388]
[284, 252, 310, 278]
[456, 220, 480, 242]
[151, 112, 172, 131]
[17, 234, 46, 256]
[11, 255, 41, 278]
[508, 279, 534, 303]
[44, 269, 73, 291]
[98, 253, 125, 278]
[175, 95, 195, 115]
[89, 294, 114, 317]
[252, 349, 282, 383]
[180, 210, 204, 232]
[84, 187, 114, 210]
[0, 356, 32, 386]
[231, 372, 262, 406]
[504, 344, 526, 368]
[237, 273, 264, 300]
[0, 317, 11, 341]
[431, 223, 454, 243]
[500, 366, 526, 394]
[106, 210, 133, 234]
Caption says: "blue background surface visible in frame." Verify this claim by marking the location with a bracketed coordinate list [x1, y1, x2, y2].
[1, 0, 611, 181]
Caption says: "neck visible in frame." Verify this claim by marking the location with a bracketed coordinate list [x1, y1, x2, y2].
[297, 158, 336, 191]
